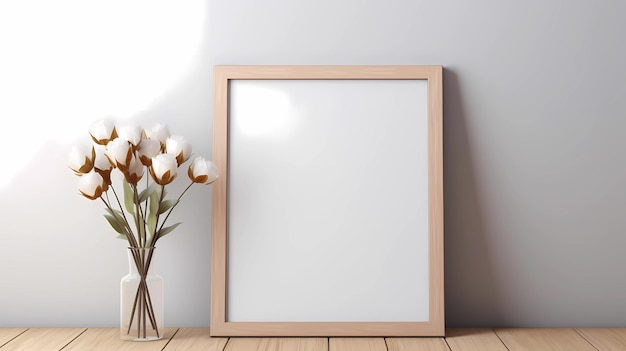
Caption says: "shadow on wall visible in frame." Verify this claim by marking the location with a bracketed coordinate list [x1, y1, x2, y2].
[443, 68, 502, 327]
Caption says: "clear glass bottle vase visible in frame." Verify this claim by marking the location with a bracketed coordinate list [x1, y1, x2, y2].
[120, 247, 164, 341]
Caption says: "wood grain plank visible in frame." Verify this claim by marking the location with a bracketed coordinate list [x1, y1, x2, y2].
[386, 337, 449, 350]
[0, 328, 28, 348]
[577, 328, 626, 350]
[62, 328, 177, 351]
[226, 337, 328, 351]
[0, 328, 85, 351]
[445, 328, 508, 351]
[330, 338, 386, 351]
[496, 328, 597, 351]
[164, 328, 228, 351]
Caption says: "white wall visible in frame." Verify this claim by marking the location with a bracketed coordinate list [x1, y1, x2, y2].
[1, 0, 626, 328]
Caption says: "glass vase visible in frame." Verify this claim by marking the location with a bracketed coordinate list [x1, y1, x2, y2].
[120, 247, 164, 341]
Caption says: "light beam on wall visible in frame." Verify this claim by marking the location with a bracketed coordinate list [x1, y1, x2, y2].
[0, 0, 206, 188]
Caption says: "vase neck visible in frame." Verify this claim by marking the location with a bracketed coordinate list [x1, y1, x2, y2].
[127, 247, 156, 275]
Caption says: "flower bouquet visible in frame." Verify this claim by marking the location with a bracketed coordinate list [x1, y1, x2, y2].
[67, 120, 218, 340]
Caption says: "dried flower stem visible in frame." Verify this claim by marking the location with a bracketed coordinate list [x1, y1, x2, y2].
[125, 247, 160, 339]
[149, 181, 194, 247]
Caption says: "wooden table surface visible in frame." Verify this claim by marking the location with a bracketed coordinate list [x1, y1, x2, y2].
[1, 328, 625, 350]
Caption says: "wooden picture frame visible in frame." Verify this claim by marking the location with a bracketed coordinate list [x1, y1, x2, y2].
[211, 65, 444, 336]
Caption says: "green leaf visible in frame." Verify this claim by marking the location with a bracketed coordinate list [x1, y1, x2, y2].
[105, 208, 130, 233]
[156, 222, 182, 239]
[147, 211, 157, 238]
[123, 180, 135, 216]
[147, 187, 161, 242]
[104, 214, 124, 234]
[105, 208, 124, 223]
[149, 186, 161, 216]
[116, 234, 128, 240]
[159, 199, 178, 214]
[138, 184, 157, 204]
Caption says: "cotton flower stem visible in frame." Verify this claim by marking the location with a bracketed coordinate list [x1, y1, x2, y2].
[109, 185, 139, 245]
[142, 175, 150, 241]
[101, 192, 139, 248]
[149, 181, 194, 247]
[149, 185, 167, 247]
[125, 247, 159, 338]
[131, 184, 146, 247]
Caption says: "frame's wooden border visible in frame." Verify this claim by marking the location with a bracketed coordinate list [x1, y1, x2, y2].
[210, 65, 444, 336]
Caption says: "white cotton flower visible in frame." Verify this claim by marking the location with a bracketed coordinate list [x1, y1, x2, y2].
[165, 135, 192, 166]
[137, 139, 161, 166]
[145, 123, 170, 145]
[188, 157, 219, 185]
[78, 171, 104, 200]
[149, 153, 178, 185]
[124, 155, 145, 185]
[67, 144, 94, 174]
[89, 119, 117, 145]
[117, 124, 143, 147]
[93, 144, 113, 172]
[105, 138, 133, 171]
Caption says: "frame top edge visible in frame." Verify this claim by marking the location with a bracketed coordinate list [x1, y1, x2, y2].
[213, 65, 442, 79]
